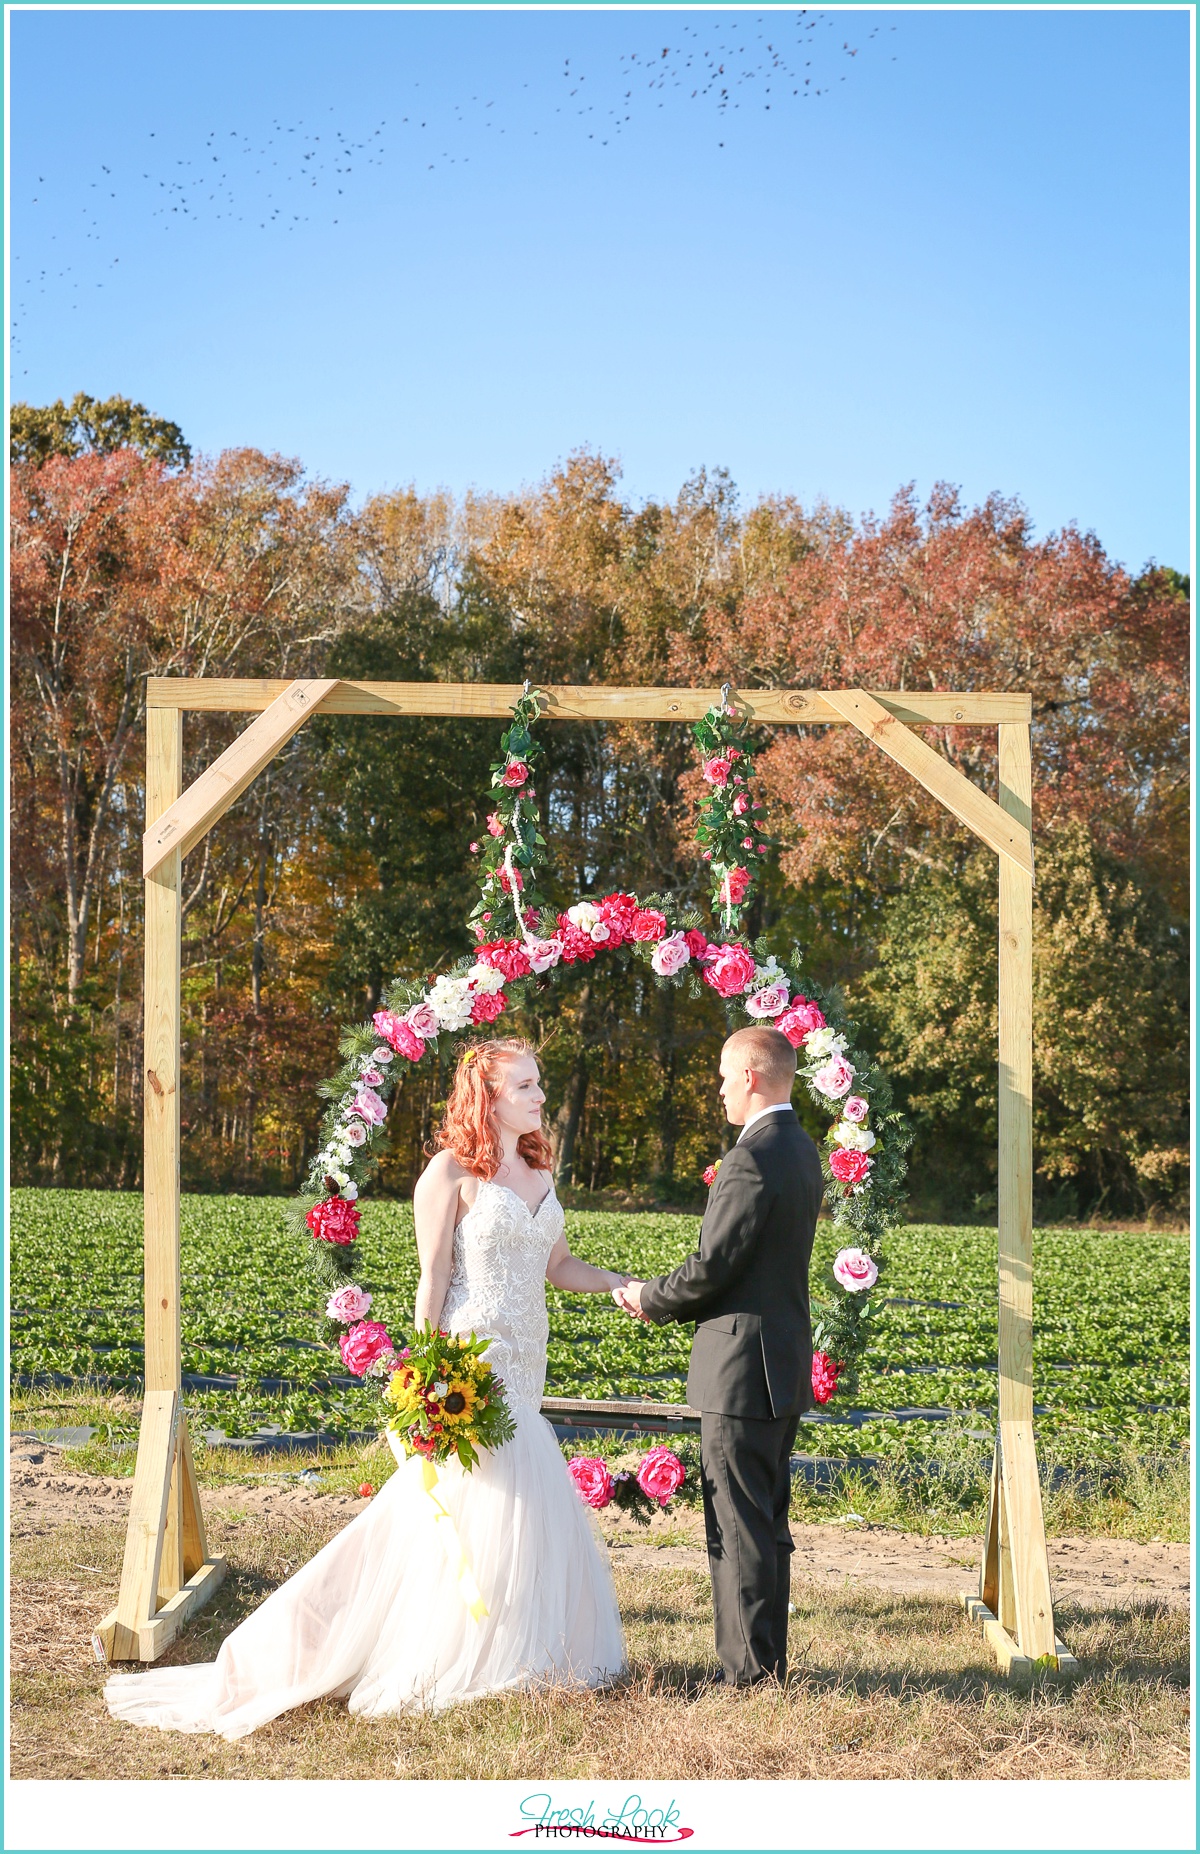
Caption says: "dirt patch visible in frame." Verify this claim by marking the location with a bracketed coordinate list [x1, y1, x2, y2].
[10, 1444, 1189, 1611]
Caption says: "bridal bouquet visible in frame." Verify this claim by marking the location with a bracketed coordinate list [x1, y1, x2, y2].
[382, 1324, 516, 1471]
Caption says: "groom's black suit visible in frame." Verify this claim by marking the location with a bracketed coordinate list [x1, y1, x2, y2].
[639, 1106, 823, 1684]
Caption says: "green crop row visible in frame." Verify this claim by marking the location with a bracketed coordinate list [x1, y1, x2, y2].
[9, 1190, 1190, 1458]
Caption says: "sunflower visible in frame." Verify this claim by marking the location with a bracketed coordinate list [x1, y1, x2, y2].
[438, 1379, 478, 1425]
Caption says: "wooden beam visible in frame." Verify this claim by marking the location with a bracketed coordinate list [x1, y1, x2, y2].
[144, 705, 183, 1394]
[998, 721, 1035, 1422]
[145, 678, 1032, 727]
[97, 1556, 227, 1664]
[105, 1390, 178, 1662]
[823, 688, 1034, 873]
[142, 678, 338, 876]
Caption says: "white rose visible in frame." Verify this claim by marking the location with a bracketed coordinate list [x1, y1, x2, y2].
[467, 962, 506, 995]
[426, 975, 473, 1032]
[832, 1123, 877, 1152]
[567, 901, 601, 932]
[804, 1027, 848, 1061]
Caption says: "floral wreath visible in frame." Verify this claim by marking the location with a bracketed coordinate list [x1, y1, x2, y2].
[294, 687, 911, 1401]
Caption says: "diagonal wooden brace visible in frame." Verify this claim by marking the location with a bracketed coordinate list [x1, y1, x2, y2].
[823, 688, 1034, 876]
[142, 678, 339, 876]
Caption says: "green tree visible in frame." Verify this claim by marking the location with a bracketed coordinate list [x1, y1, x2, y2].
[10, 392, 191, 468]
[855, 826, 1189, 1219]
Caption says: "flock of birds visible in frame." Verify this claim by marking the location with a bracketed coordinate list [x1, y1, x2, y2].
[14, 11, 896, 363]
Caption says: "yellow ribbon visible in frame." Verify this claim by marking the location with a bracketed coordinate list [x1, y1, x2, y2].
[418, 1456, 489, 1622]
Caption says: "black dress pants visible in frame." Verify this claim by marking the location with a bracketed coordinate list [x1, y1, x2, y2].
[699, 1410, 800, 1684]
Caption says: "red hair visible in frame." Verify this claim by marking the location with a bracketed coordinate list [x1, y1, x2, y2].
[435, 1038, 554, 1179]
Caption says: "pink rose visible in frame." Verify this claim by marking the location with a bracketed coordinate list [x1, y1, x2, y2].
[636, 1446, 686, 1506]
[526, 936, 563, 973]
[732, 792, 750, 815]
[567, 1456, 614, 1510]
[373, 1010, 425, 1062]
[486, 812, 505, 838]
[702, 943, 758, 999]
[744, 982, 790, 1019]
[403, 1000, 440, 1041]
[721, 866, 751, 905]
[788, 997, 827, 1036]
[832, 1246, 879, 1292]
[343, 1122, 367, 1148]
[775, 1010, 807, 1049]
[339, 1319, 394, 1377]
[828, 1147, 872, 1186]
[843, 1095, 869, 1124]
[351, 1087, 388, 1126]
[498, 865, 524, 894]
[358, 1066, 384, 1086]
[630, 907, 667, 942]
[651, 931, 692, 977]
[702, 756, 732, 786]
[371, 1045, 394, 1065]
[470, 988, 508, 1025]
[812, 1056, 855, 1100]
[501, 760, 529, 788]
[306, 1197, 361, 1246]
[326, 1283, 372, 1323]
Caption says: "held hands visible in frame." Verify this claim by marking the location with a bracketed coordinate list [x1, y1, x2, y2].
[611, 1278, 650, 1323]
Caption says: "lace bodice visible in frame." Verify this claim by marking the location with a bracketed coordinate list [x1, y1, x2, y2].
[439, 1178, 563, 1409]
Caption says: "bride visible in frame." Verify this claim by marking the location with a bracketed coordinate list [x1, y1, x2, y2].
[105, 1038, 630, 1738]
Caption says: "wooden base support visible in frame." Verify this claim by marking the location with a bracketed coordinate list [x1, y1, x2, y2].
[95, 1392, 225, 1663]
[960, 1592, 1079, 1684]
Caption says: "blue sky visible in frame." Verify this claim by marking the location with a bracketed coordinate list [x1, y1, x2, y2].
[9, 4, 1192, 573]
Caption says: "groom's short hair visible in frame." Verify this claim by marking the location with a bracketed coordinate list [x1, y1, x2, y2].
[723, 1025, 797, 1091]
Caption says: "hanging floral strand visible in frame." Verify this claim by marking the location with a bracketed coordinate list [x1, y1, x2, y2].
[692, 689, 773, 934]
[467, 683, 550, 942]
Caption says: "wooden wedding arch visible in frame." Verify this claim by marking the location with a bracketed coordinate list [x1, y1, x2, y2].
[96, 678, 1070, 1680]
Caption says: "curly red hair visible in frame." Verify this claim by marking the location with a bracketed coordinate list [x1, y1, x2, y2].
[435, 1038, 554, 1179]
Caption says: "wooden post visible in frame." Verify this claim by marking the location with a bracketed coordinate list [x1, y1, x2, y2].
[976, 721, 1058, 1665]
[97, 708, 225, 1661]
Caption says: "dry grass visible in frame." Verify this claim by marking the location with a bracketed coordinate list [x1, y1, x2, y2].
[9, 1507, 1189, 1781]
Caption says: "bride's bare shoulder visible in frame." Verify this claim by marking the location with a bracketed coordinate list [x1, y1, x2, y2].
[416, 1149, 474, 1200]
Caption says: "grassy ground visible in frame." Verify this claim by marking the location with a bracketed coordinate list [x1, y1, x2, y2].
[12, 1383, 1191, 1544]
[9, 1502, 1189, 1781]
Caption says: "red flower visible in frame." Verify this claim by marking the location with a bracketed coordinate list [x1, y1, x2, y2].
[476, 939, 532, 981]
[630, 907, 667, 942]
[776, 995, 827, 1047]
[306, 1197, 361, 1246]
[702, 943, 757, 998]
[373, 1009, 425, 1062]
[721, 865, 751, 905]
[598, 892, 639, 948]
[501, 760, 529, 788]
[684, 929, 712, 963]
[811, 1350, 843, 1405]
[556, 915, 601, 964]
[470, 988, 508, 1025]
[701, 1161, 721, 1187]
[498, 865, 524, 894]
[829, 1147, 873, 1186]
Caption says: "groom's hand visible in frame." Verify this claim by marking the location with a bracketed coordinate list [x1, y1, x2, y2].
[612, 1279, 650, 1322]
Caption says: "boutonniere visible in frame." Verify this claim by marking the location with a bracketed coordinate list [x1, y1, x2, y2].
[701, 1158, 721, 1188]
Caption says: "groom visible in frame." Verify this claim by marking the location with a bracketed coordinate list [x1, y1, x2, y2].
[614, 1025, 823, 1687]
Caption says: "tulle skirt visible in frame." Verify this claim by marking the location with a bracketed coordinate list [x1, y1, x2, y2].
[103, 1404, 627, 1739]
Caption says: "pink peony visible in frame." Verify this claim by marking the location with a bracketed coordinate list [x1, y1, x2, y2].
[812, 1056, 855, 1100]
[630, 907, 668, 942]
[306, 1197, 361, 1246]
[470, 987, 508, 1025]
[326, 1283, 372, 1323]
[702, 755, 732, 786]
[828, 1147, 873, 1186]
[832, 1246, 879, 1292]
[684, 929, 712, 963]
[774, 1010, 809, 1049]
[636, 1445, 686, 1506]
[339, 1320, 394, 1377]
[732, 792, 750, 816]
[702, 1160, 721, 1187]
[476, 938, 532, 981]
[486, 812, 505, 837]
[843, 1095, 869, 1124]
[557, 915, 602, 965]
[597, 892, 639, 948]
[702, 943, 758, 999]
[404, 1000, 440, 1041]
[567, 1456, 614, 1510]
[373, 1010, 425, 1062]
[501, 759, 529, 788]
[744, 982, 790, 1019]
[789, 997, 827, 1036]
[351, 1087, 388, 1126]
[651, 931, 692, 977]
[811, 1351, 843, 1406]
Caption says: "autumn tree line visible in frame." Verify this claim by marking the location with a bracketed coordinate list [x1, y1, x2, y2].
[10, 395, 1189, 1220]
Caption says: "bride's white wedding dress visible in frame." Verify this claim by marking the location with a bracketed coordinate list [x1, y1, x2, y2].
[104, 1180, 627, 1738]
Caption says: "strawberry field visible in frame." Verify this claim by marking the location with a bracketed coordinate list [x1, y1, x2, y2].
[9, 1189, 1189, 1462]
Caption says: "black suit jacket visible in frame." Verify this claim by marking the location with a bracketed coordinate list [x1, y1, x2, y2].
[639, 1107, 824, 1420]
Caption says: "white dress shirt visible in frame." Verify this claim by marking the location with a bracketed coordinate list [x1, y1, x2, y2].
[737, 1101, 794, 1142]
